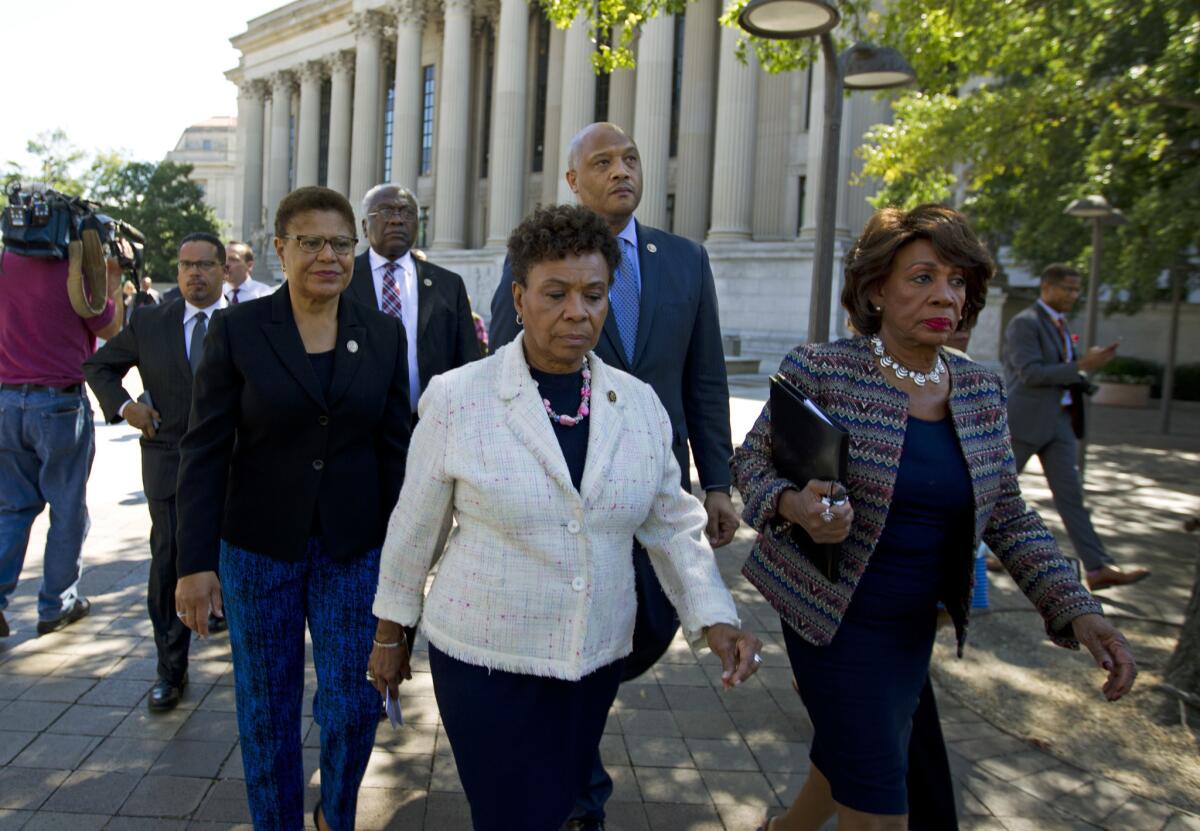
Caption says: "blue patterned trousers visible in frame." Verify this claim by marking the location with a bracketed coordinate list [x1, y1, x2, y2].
[221, 538, 380, 831]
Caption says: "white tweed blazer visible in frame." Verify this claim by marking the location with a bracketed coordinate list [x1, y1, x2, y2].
[373, 333, 740, 680]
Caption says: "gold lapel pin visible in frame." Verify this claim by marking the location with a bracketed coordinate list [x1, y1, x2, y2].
[646, 243, 657, 253]
[607, 390, 617, 403]
[423, 278, 433, 287]
[347, 340, 359, 354]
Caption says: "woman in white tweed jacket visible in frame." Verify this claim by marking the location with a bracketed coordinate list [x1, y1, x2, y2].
[368, 205, 761, 830]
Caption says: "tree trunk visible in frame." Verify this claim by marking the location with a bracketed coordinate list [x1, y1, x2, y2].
[1165, 531, 1200, 696]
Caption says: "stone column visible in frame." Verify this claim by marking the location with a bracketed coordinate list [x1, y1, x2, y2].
[265, 71, 296, 231]
[673, 0, 718, 241]
[296, 61, 325, 187]
[539, 24, 565, 206]
[605, 26, 635, 131]
[431, 0, 473, 249]
[556, 14, 596, 203]
[486, 0, 530, 245]
[632, 15, 674, 229]
[752, 71, 792, 239]
[707, 26, 758, 241]
[327, 51, 355, 195]
[390, 0, 426, 188]
[237, 80, 267, 241]
[349, 11, 387, 212]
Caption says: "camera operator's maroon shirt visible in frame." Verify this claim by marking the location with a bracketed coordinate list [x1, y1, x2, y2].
[0, 250, 116, 387]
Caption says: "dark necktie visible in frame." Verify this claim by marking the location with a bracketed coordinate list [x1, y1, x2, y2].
[1053, 316, 1071, 358]
[189, 312, 208, 375]
[610, 240, 639, 364]
[231, 287, 240, 305]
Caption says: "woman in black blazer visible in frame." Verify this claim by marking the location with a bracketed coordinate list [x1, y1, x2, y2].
[174, 187, 410, 831]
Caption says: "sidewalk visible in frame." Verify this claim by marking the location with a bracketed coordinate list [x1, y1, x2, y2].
[1, 389, 1198, 830]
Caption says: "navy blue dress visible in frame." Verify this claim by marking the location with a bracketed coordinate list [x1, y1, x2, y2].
[782, 414, 973, 814]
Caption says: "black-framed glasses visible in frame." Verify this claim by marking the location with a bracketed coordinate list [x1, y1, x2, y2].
[279, 234, 358, 255]
[367, 206, 417, 221]
[178, 259, 221, 271]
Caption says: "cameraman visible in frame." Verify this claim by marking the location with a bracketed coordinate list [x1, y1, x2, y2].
[0, 247, 123, 638]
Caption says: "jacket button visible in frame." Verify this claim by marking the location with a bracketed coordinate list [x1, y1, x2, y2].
[571, 577, 585, 591]
[318, 415, 329, 426]
[567, 520, 581, 534]
[312, 459, 324, 471]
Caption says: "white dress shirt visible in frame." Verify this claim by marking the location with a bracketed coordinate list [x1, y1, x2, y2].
[369, 247, 421, 412]
[224, 277, 274, 303]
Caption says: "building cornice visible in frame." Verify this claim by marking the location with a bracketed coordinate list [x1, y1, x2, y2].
[230, 0, 354, 56]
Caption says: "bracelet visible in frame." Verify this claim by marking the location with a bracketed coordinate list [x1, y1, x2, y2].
[373, 637, 405, 649]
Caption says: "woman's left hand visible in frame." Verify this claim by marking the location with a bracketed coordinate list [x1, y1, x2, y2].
[1071, 613, 1137, 701]
[704, 623, 764, 689]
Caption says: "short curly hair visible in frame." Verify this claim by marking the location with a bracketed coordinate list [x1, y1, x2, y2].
[274, 186, 357, 240]
[507, 205, 621, 286]
[841, 204, 995, 335]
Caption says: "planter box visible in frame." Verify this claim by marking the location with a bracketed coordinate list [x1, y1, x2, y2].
[1093, 381, 1151, 408]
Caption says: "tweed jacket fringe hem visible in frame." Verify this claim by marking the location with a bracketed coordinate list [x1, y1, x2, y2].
[733, 337, 1103, 655]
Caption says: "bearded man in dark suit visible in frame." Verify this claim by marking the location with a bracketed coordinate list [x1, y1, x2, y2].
[84, 232, 229, 711]
[489, 122, 739, 830]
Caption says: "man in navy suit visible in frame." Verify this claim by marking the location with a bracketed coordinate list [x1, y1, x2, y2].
[489, 122, 737, 830]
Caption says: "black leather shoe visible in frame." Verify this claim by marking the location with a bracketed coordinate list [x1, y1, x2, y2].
[207, 613, 228, 634]
[36, 597, 90, 636]
[148, 674, 188, 712]
[0, 610, 9, 637]
[561, 820, 605, 831]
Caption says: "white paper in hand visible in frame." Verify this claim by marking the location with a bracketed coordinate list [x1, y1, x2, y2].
[385, 687, 403, 728]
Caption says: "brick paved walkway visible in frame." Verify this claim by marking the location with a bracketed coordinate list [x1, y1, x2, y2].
[1, 385, 1198, 830]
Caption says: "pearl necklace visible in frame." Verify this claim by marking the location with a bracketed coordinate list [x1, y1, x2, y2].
[542, 356, 592, 427]
[870, 336, 946, 387]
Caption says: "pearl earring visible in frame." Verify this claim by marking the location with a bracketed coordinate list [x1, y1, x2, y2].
[515, 312, 523, 326]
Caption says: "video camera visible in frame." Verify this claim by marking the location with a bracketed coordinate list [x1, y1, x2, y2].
[2, 181, 145, 317]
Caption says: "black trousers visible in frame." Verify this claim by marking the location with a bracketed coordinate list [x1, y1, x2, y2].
[906, 676, 958, 830]
[147, 496, 190, 684]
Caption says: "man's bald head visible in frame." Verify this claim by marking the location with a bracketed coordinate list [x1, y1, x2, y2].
[564, 122, 643, 234]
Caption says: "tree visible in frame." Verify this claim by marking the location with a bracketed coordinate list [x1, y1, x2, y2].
[3, 128, 87, 200]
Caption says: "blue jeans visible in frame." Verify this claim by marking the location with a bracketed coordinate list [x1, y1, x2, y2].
[221, 538, 381, 831]
[0, 388, 93, 620]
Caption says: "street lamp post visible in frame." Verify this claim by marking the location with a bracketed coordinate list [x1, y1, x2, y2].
[737, 0, 915, 343]
[1063, 194, 1126, 475]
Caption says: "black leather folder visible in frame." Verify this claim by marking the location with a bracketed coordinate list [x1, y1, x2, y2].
[768, 374, 849, 581]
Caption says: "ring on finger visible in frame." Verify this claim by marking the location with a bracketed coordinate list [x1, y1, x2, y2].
[365, 672, 376, 682]
[752, 653, 763, 665]
[820, 509, 834, 523]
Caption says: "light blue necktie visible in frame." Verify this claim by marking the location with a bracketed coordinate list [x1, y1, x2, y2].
[609, 239, 639, 365]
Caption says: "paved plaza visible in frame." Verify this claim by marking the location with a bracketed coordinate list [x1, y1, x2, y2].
[1, 379, 1198, 830]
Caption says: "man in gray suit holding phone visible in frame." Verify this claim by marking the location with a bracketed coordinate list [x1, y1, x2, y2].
[84, 232, 229, 711]
[1003, 263, 1150, 592]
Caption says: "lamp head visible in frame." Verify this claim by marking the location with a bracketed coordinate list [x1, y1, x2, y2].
[1064, 194, 1117, 219]
[737, 0, 840, 40]
[841, 43, 917, 90]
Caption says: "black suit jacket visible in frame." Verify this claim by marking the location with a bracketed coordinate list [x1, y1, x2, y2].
[175, 289, 411, 576]
[489, 221, 733, 494]
[83, 298, 204, 501]
[348, 251, 480, 397]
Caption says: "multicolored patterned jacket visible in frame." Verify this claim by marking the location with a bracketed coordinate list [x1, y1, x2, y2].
[733, 337, 1103, 655]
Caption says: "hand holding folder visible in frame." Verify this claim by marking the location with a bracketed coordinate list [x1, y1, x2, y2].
[768, 374, 850, 581]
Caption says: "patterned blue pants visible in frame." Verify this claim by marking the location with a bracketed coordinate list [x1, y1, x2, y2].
[221, 538, 380, 831]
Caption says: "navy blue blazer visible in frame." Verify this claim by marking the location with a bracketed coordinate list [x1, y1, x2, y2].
[488, 221, 732, 495]
[175, 289, 411, 576]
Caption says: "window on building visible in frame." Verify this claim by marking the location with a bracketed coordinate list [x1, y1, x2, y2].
[593, 30, 611, 123]
[420, 66, 435, 175]
[202, 139, 213, 151]
[383, 63, 396, 182]
[481, 26, 495, 179]
[418, 206, 430, 248]
[531, 18, 550, 173]
[797, 175, 807, 234]
[804, 67, 814, 131]
[288, 113, 296, 190]
[669, 16, 685, 157]
[666, 193, 676, 233]
[318, 79, 331, 187]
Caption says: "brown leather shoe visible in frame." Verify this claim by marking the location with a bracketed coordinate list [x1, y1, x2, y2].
[1086, 565, 1151, 592]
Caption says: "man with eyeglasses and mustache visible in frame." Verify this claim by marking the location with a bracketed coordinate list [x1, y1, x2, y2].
[84, 232, 229, 711]
[347, 185, 481, 424]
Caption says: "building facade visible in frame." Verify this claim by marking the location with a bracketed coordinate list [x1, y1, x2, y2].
[165, 117, 239, 234]
[226, 0, 902, 359]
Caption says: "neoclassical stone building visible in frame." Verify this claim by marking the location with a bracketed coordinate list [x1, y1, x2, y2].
[165, 117, 239, 233]
[226, 0, 913, 358]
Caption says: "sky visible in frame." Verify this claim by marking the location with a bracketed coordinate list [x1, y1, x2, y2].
[4, 0, 285, 175]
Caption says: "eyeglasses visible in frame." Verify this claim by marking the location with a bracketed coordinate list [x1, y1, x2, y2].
[279, 234, 358, 255]
[178, 259, 220, 271]
[367, 206, 417, 221]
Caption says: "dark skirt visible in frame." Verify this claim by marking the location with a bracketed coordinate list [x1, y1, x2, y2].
[429, 644, 623, 831]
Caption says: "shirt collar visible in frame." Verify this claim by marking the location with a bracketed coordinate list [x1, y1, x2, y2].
[369, 247, 414, 275]
[1036, 298, 1065, 322]
[615, 217, 638, 250]
[183, 295, 227, 324]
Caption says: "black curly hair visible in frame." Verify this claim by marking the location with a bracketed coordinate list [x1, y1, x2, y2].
[506, 205, 621, 286]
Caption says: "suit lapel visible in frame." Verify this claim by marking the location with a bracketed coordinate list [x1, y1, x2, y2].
[630, 221, 661, 369]
[499, 336, 576, 495]
[349, 252, 379, 310]
[415, 259, 435, 342]
[168, 300, 192, 380]
[327, 298, 366, 407]
[261, 290, 326, 409]
[600, 308, 628, 370]
[1034, 305, 1067, 361]
[578, 356, 624, 506]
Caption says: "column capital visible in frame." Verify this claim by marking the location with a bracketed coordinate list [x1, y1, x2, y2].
[330, 49, 356, 75]
[299, 60, 327, 83]
[350, 9, 389, 38]
[442, 0, 473, 14]
[390, 0, 427, 26]
[239, 78, 268, 100]
[269, 70, 296, 95]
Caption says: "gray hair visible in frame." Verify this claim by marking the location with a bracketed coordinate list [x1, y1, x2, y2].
[361, 184, 419, 215]
[565, 122, 634, 172]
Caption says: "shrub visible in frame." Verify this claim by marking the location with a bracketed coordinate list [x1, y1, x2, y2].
[1097, 356, 1162, 387]
[1168, 364, 1200, 402]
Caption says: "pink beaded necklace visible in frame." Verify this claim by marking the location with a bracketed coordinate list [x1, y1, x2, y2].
[542, 356, 592, 427]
